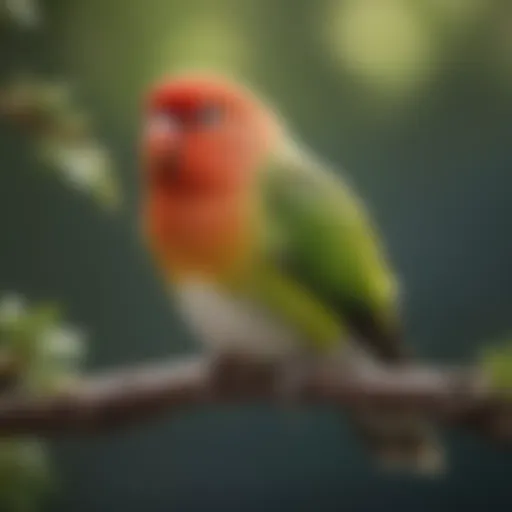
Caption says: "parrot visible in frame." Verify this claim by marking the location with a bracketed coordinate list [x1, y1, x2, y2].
[140, 73, 445, 474]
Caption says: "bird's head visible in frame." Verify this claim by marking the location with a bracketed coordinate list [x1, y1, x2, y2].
[141, 73, 280, 198]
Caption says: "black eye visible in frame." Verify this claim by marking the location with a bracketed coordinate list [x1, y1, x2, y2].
[197, 105, 223, 127]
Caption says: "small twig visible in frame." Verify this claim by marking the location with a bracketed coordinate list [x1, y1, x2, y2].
[0, 351, 20, 391]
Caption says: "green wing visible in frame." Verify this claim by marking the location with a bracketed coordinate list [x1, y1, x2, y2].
[258, 144, 406, 361]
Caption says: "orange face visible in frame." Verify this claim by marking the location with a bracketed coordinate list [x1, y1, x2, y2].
[141, 74, 279, 279]
[142, 74, 277, 197]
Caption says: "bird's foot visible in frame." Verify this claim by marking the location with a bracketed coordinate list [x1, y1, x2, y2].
[208, 349, 279, 400]
[207, 349, 321, 408]
[278, 353, 317, 405]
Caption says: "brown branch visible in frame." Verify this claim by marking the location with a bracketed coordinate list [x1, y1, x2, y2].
[0, 353, 510, 442]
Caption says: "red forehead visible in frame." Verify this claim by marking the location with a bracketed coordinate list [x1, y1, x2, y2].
[147, 75, 254, 113]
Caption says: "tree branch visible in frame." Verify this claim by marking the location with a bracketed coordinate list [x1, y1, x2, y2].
[0, 353, 510, 442]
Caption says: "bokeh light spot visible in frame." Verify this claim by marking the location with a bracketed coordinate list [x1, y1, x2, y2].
[154, 13, 250, 79]
[324, 0, 438, 97]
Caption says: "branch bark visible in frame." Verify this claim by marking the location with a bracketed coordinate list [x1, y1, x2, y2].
[0, 353, 510, 442]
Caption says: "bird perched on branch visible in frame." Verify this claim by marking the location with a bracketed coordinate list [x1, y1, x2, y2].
[140, 72, 444, 474]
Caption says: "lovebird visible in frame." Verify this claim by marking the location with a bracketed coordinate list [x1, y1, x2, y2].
[140, 73, 445, 474]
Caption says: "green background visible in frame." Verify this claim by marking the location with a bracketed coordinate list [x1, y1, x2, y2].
[1, 0, 512, 510]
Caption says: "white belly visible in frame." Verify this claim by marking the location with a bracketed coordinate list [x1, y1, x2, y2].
[175, 280, 303, 356]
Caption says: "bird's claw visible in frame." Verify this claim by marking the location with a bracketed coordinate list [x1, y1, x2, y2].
[208, 349, 279, 400]
[278, 354, 314, 405]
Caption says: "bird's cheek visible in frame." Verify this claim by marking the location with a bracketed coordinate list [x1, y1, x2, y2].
[179, 135, 251, 191]
[181, 139, 221, 182]
[145, 130, 181, 167]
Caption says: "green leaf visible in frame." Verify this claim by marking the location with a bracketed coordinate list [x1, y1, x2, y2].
[0, 294, 27, 329]
[0, 293, 86, 510]
[0, 438, 53, 512]
[480, 341, 512, 397]
[3, 0, 41, 29]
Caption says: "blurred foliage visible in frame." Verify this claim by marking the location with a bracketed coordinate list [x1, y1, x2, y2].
[324, 0, 438, 98]
[0, 75, 121, 212]
[1, 0, 39, 28]
[54, 0, 512, 130]
[0, 2, 112, 509]
[157, 4, 251, 77]
[480, 342, 512, 397]
[0, 293, 86, 511]
[0, 440, 51, 512]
